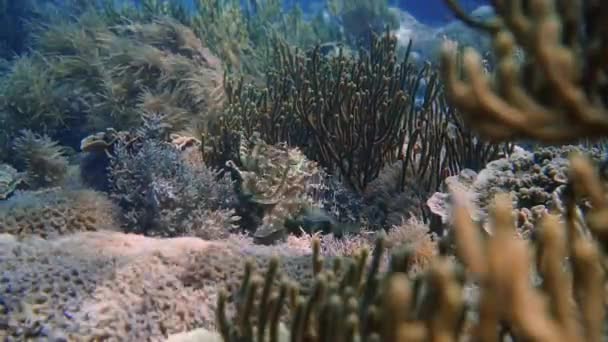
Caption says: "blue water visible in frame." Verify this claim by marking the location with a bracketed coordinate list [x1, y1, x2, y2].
[394, 0, 489, 26]
[38, 0, 491, 25]
[1, 0, 491, 58]
[123, 0, 490, 27]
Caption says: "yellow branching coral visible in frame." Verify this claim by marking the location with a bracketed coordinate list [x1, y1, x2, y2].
[452, 181, 605, 341]
[441, 0, 608, 143]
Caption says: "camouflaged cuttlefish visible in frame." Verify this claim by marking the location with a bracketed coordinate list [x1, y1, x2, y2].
[0, 163, 24, 200]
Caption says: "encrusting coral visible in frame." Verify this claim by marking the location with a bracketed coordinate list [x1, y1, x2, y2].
[427, 145, 605, 237]
[0, 231, 345, 341]
[0, 187, 119, 238]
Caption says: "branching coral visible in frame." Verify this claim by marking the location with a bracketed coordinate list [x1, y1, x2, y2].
[441, 0, 608, 142]
[208, 154, 608, 341]
[213, 236, 459, 342]
[109, 138, 238, 238]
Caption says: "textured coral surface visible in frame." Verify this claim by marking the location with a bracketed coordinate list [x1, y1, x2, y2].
[0, 231, 320, 341]
[0, 188, 120, 238]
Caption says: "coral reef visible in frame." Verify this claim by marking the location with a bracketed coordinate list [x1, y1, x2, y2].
[0, 231, 330, 340]
[109, 137, 238, 238]
[190, 2, 608, 341]
[428, 145, 605, 237]
[0, 187, 119, 238]
[206, 168, 607, 341]
[4, 0, 608, 341]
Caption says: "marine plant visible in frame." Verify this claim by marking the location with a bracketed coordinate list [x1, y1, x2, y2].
[12, 129, 69, 189]
[99, 0, 191, 25]
[0, 12, 225, 152]
[190, 0, 254, 74]
[0, 0, 38, 59]
[189, 0, 339, 78]
[223, 31, 419, 193]
[0, 55, 73, 139]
